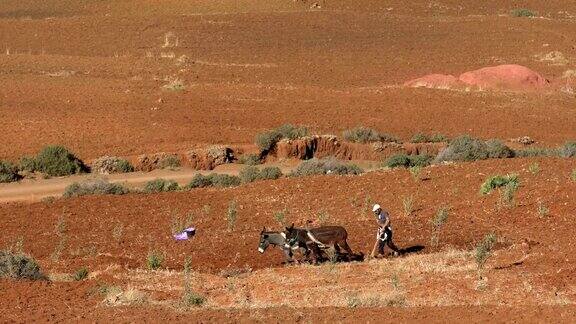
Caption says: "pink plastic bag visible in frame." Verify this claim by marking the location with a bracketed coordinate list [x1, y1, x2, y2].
[173, 227, 196, 241]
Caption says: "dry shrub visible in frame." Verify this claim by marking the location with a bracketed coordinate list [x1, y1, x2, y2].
[255, 124, 309, 152]
[385, 154, 432, 168]
[259, 167, 283, 180]
[144, 179, 179, 193]
[146, 250, 164, 270]
[0, 250, 45, 280]
[63, 179, 129, 198]
[73, 267, 89, 281]
[0, 160, 21, 183]
[239, 166, 283, 183]
[103, 286, 148, 306]
[137, 153, 181, 172]
[237, 154, 261, 165]
[209, 174, 241, 187]
[91, 156, 134, 174]
[475, 233, 497, 270]
[290, 158, 363, 177]
[411, 133, 447, 143]
[21, 145, 87, 176]
[239, 166, 260, 183]
[510, 8, 536, 17]
[559, 142, 576, 158]
[185, 174, 241, 189]
[435, 136, 514, 163]
[346, 293, 406, 308]
[343, 127, 398, 143]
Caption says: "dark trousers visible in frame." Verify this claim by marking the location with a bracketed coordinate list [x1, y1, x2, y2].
[378, 228, 400, 254]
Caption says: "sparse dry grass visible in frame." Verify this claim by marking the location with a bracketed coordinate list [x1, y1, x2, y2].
[104, 248, 574, 311]
[103, 285, 148, 306]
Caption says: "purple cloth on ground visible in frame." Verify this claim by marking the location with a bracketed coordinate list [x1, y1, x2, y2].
[173, 227, 196, 241]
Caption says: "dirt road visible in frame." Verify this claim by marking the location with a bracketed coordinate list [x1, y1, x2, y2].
[0, 165, 255, 203]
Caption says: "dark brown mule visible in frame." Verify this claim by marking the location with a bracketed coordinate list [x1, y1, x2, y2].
[284, 224, 354, 264]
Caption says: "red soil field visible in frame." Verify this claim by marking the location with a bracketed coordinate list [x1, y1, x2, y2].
[1, 0, 575, 161]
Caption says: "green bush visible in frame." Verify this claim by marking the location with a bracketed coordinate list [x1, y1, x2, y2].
[182, 290, 206, 307]
[486, 139, 515, 159]
[239, 166, 261, 183]
[290, 160, 325, 176]
[385, 154, 411, 168]
[480, 174, 519, 195]
[73, 267, 89, 281]
[559, 142, 576, 158]
[430, 134, 448, 143]
[25, 145, 87, 176]
[185, 173, 241, 189]
[514, 142, 575, 158]
[410, 155, 433, 167]
[0, 161, 21, 183]
[510, 8, 536, 17]
[435, 135, 514, 163]
[146, 250, 164, 270]
[514, 147, 557, 158]
[385, 154, 432, 168]
[255, 124, 309, 152]
[116, 159, 134, 173]
[63, 179, 129, 198]
[290, 158, 363, 177]
[239, 166, 283, 183]
[19, 156, 37, 172]
[330, 164, 364, 175]
[159, 155, 181, 169]
[343, 127, 398, 144]
[475, 233, 497, 269]
[237, 154, 261, 165]
[480, 174, 520, 208]
[0, 250, 45, 280]
[91, 156, 134, 174]
[435, 135, 488, 162]
[144, 179, 179, 193]
[207, 174, 241, 188]
[411, 133, 447, 143]
[186, 174, 213, 189]
[259, 166, 283, 180]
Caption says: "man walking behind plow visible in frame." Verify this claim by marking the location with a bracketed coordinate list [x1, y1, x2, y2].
[370, 204, 401, 258]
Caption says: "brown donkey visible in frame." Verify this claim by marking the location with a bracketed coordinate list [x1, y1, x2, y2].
[284, 224, 354, 263]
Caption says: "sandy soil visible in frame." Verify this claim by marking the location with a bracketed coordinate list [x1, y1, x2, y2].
[0, 161, 308, 203]
[2, 158, 576, 321]
[1, 0, 575, 161]
[1, 0, 576, 322]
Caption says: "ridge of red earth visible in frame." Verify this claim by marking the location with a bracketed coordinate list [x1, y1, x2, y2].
[404, 64, 552, 92]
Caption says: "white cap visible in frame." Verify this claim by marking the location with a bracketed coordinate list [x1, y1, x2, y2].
[372, 204, 381, 212]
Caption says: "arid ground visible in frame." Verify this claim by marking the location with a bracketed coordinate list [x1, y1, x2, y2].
[1, 0, 576, 322]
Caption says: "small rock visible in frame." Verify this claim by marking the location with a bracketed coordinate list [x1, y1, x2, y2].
[513, 136, 535, 146]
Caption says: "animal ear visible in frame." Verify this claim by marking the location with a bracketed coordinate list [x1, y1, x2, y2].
[290, 223, 294, 229]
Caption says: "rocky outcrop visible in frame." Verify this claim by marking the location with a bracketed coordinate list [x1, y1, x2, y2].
[404, 64, 550, 92]
[90, 156, 132, 174]
[273, 135, 444, 160]
[185, 145, 234, 170]
[459, 65, 549, 91]
[135, 153, 181, 172]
